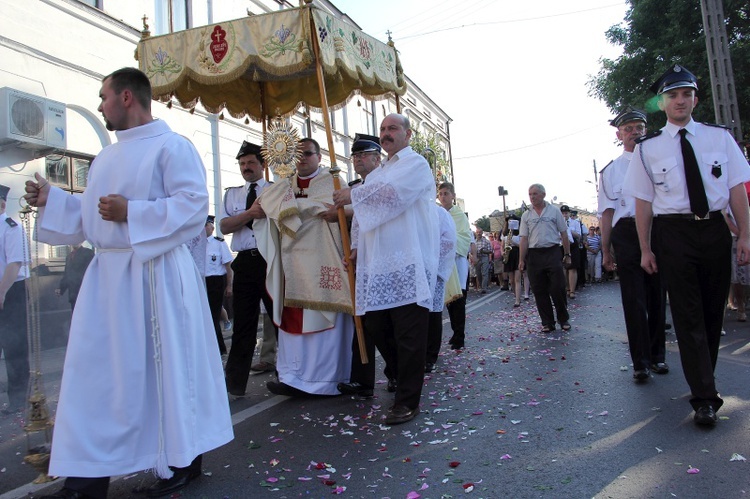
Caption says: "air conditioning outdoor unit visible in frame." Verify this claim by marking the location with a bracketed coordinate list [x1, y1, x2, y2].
[0, 87, 67, 150]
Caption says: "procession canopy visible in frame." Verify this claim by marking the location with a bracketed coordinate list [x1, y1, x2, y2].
[137, 6, 406, 121]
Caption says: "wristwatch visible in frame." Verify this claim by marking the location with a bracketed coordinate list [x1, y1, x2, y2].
[564, 254, 571, 257]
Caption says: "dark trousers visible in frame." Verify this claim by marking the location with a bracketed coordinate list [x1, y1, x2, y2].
[577, 242, 587, 288]
[611, 219, 666, 370]
[426, 311, 443, 365]
[225, 251, 275, 395]
[349, 315, 395, 389]
[446, 289, 467, 347]
[64, 477, 110, 499]
[206, 275, 227, 354]
[654, 217, 730, 411]
[365, 304, 429, 410]
[527, 246, 569, 328]
[0, 280, 29, 409]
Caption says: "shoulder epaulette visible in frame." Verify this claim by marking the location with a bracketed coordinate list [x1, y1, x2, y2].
[348, 178, 362, 187]
[702, 122, 729, 130]
[214, 236, 224, 241]
[225, 185, 242, 190]
[634, 130, 662, 144]
[5, 218, 18, 228]
[599, 160, 613, 174]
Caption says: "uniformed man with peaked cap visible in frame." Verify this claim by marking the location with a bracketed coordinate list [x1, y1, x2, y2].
[0, 183, 30, 414]
[348, 133, 382, 186]
[599, 106, 668, 383]
[220, 141, 277, 397]
[338, 133, 389, 398]
[623, 64, 750, 426]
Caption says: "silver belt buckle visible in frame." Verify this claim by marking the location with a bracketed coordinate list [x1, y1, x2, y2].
[695, 213, 708, 221]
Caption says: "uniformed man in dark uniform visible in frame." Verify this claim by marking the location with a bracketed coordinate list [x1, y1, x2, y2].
[0, 184, 30, 415]
[204, 215, 233, 356]
[220, 142, 277, 398]
[599, 107, 667, 382]
[623, 65, 750, 426]
[337, 134, 395, 398]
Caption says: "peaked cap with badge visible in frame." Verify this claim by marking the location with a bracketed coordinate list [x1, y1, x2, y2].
[236, 140, 263, 160]
[351, 134, 381, 154]
[0, 184, 9, 202]
[650, 64, 698, 95]
[610, 106, 647, 128]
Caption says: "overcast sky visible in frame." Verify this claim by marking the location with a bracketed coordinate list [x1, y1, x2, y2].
[335, 0, 630, 221]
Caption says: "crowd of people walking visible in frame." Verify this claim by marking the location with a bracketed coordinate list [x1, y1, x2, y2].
[4, 61, 748, 499]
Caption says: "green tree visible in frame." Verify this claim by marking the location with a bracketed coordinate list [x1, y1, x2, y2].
[410, 130, 451, 183]
[588, 0, 750, 141]
[474, 215, 491, 232]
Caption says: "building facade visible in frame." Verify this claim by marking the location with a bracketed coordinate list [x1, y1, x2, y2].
[0, 0, 451, 342]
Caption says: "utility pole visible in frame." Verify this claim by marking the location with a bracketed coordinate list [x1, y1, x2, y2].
[700, 0, 743, 141]
[592, 159, 598, 191]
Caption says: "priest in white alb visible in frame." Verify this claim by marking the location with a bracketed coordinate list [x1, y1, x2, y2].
[250, 137, 353, 396]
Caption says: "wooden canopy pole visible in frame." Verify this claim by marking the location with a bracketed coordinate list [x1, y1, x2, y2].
[308, 7, 367, 364]
[259, 82, 271, 182]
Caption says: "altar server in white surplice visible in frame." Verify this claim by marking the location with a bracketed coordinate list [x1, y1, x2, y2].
[333, 114, 439, 426]
[25, 68, 232, 499]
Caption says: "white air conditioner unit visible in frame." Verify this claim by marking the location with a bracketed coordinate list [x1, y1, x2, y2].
[0, 87, 67, 150]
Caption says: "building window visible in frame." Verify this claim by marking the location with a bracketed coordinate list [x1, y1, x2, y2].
[43, 153, 93, 261]
[77, 0, 103, 8]
[45, 153, 92, 193]
[154, 0, 190, 35]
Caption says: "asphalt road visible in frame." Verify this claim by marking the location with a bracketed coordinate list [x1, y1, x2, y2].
[3, 280, 750, 498]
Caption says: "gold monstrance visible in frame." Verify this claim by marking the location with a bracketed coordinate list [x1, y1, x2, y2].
[261, 114, 301, 179]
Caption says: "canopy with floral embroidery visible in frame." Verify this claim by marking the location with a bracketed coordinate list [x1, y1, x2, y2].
[137, 5, 406, 121]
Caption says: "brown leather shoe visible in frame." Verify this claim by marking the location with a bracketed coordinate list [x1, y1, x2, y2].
[250, 361, 275, 373]
[650, 362, 669, 374]
[384, 405, 420, 425]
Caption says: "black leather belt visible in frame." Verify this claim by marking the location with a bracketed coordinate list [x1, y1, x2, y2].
[617, 217, 635, 223]
[238, 248, 260, 256]
[656, 211, 722, 221]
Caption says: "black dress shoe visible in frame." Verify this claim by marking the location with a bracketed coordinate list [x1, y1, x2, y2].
[384, 405, 420, 425]
[424, 362, 435, 373]
[267, 381, 305, 396]
[386, 378, 397, 393]
[694, 405, 717, 426]
[37, 488, 90, 499]
[145, 466, 201, 498]
[450, 343, 464, 350]
[337, 382, 373, 398]
[650, 362, 669, 374]
[633, 369, 650, 381]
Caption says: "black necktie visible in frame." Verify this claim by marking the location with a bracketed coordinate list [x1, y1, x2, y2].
[679, 129, 708, 218]
[245, 182, 257, 229]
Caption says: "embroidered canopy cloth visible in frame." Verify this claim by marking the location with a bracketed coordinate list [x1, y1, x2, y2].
[137, 6, 406, 121]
